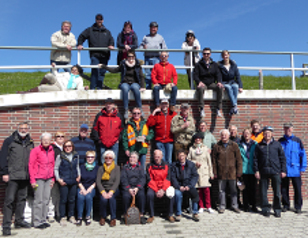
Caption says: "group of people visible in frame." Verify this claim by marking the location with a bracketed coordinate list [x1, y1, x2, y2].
[0, 95, 306, 235]
[18, 14, 243, 119]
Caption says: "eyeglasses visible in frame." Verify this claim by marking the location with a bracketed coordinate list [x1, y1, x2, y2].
[133, 112, 141, 115]
[19, 127, 28, 130]
[56, 135, 65, 138]
[105, 157, 113, 160]
[203, 53, 211, 55]
[160, 55, 168, 58]
[87, 156, 95, 158]
[64, 145, 72, 148]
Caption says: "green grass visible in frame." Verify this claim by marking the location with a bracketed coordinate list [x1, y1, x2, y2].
[0, 72, 307, 95]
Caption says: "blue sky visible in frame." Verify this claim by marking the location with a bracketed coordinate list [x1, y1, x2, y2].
[0, 0, 307, 77]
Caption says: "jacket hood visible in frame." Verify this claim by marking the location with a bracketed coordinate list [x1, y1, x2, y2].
[159, 61, 170, 66]
[101, 107, 118, 117]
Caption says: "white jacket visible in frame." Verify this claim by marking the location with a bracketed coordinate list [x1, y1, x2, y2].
[181, 39, 201, 66]
[50, 30, 76, 63]
[52, 69, 84, 91]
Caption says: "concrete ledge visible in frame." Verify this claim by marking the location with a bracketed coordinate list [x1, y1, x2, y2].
[0, 90, 307, 107]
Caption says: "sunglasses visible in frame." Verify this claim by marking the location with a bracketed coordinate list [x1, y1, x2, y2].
[64, 145, 72, 148]
[161, 55, 168, 58]
[87, 156, 95, 158]
[133, 112, 141, 115]
[56, 135, 65, 138]
[203, 53, 211, 55]
[105, 157, 113, 160]
[127, 55, 135, 58]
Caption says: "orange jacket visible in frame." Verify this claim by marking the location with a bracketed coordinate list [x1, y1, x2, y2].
[251, 131, 263, 143]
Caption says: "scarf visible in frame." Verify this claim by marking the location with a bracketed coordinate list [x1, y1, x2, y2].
[125, 59, 136, 68]
[67, 74, 79, 89]
[85, 162, 96, 171]
[133, 118, 141, 131]
[102, 161, 115, 180]
[194, 143, 203, 155]
[122, 30, 134, 59]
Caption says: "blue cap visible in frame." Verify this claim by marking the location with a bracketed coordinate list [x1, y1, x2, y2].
[263, 126, 273, 132]
[80, 124, 89, 130]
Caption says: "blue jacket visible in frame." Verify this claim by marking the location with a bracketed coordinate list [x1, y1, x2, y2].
[278, 134, 307, 177]
[71, 136, 96, 166]
[238, 139, 257, 174]
[59, 152, 79, 185]
[171, 160, 199, 189]
[218, 60, 243, 88]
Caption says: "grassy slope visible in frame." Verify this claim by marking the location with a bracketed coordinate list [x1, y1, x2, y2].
[0, 72, 308, 95]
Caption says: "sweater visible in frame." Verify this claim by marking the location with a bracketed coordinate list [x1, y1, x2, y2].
[79, 163, 98, 190]
[139, 33, 167, 58]
[50, 30, 76, 63]
[96, 165, 120, 193]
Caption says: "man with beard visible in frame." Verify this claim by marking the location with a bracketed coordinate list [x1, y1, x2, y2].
[0, 122, 34, 236]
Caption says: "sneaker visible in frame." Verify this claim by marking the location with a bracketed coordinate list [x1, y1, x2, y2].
[198, 208, 204, 213]
[263, 211, 270, 217]
[192, 214, 199, 222]
[60, 217, 67, 227]
[43, 223, 50, 228]
[200, 109, 205, 118]
[47, 216, 55, 223]
[233, 106, 238, 114]
[168, 216, 175, 223]
[175, 215, 181, 222]
[35, 223, 46, 229]
[124, 109, 129, 119]
[14, 221, 31, 229]
[76, 219, 82, 226]
[207, 208, 215, 214]
[216, 109, 223, 118]
[140, 216, 147, 225]
[229, 107, 234, 116]
[274, 212, 281, 218]
[69, 216, 76, 224]
[2, 228, 11, 236]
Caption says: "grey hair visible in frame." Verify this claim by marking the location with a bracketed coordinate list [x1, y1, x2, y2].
[229, 125, 238, 130]
[220, 129, 230, 136]
[18, 122, 29, 127]
[103, 150, 115, 160]
[130, 151, 139, 160]
[40, 132, 52, 141]
[159, 51, 169, 56]
[62, 20, 72, 27]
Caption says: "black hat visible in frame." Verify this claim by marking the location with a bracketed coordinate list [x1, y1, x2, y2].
[192, 132, 204, 142]
[149, 21, 158, 27]
[95, 14, 103, 20]
[105, 98, 114, 104]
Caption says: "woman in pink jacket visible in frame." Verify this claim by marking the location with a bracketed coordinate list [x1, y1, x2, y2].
[29, 132, 55, 229]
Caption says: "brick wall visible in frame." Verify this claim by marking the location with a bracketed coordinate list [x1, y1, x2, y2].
[0, 98, 307, 222]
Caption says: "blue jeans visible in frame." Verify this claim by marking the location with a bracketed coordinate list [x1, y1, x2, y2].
[50, 60, 70, 73]
[119, 83, 142, 109]
[76, 188, 96, 219]
[174, 189, 199, 215]
[99, 189, 119, 220]
[90, 56, 108, 89]
[59, 184, 77, 218]
[156, 142, 173, 164]
[223, 83, 239, 107]
[139, 154, 146, 171]
[144, 57, 160, 89]
[100, 142, 119, 165]
[153, 85, 177, 106]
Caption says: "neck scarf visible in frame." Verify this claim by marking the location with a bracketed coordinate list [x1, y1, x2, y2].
[133, 118, 141, 131]
[67, 74, 79, 89]
[194, 143, 203, 155]
[102, 161, 115, 180]
[85, 162, 96, 171]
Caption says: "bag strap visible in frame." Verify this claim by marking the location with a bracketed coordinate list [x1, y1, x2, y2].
[130, 195, 136, 207]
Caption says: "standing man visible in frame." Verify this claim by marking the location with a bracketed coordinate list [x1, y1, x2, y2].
[197, 120, 217, 154]
[254, 126, 286, 217]
[194, 47, 223, 118]
[152, 51, 178, 111]
[146, 99, 177, 164]
[77, 14, 114, 89]
[229, 125, 240, 144]
[171, 103, 195, 155]
[0, 122, 34, 236]
[50, 21, 76, 72]
[250, 119, 263, 143]
[212, 129, 242, 214]
[278, 122, 306, 213]
[71, 124, 96, 166]
[140, 21, 167, 89]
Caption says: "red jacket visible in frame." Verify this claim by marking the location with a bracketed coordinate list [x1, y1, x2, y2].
[28, 144, 55, 184]
[146, 109, 177, 143]
[146, 161, 171, 192]
[151, 62, 178, 85]
[92, 108, 123, 147]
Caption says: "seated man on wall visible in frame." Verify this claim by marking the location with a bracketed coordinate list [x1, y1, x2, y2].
[171, 150, 200, 222]
[146, 149, 174, 223]
[151, 51, 178, 112]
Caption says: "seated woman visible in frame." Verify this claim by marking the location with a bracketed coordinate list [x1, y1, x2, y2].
[218, 50, 243, 115]
[96, 150, 120, 227]
[76, 151, 98, 226]
[18, 64, 90, 93]
[120, 152, 147, 224]
[101, 50, 145, 119]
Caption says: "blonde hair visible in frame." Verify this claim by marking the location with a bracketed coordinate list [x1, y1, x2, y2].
[86, 151, 96, 157]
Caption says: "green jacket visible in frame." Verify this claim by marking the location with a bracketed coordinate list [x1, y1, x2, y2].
[202, 130, 217, 149]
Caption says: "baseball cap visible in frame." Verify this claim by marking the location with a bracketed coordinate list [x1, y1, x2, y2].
[80, 124, 89, 130]
[181, 103, 189, 109]
[160, 98, 169, 104]
[105, 98, 114, 104]
[283, 122, 293, 128]
[149, 21, 158, 27]
[263, 126, 274, 132]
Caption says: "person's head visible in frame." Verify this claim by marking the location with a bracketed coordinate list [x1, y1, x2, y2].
[159, 51, 169, 63]
[129, 151, 139, 166]
[105, 98, 115, 113]
[229, 125, 238, 138]
[221, 50, 230, 63]
[198, 120, 208, 132]
[180, 103, 189, 117]
[177, 150, 187, 164]
[86, 151, 96, 164]
[202, 47, 211, 61]
[153, 149, 163, 165]
[263, 126, 273, 142]
[149, 21, 158, 36]
[103, 150, 115, 166]
[283, 122, 293, 137]
[126, 50, 136, 64]
[40, 132, 52, 148]
[63, 140, 74, 154]
[160, 98, 169, 112]
[123, 21, 133, 34]
[193, 132, 204, 145]
[55, 131, 65, 145]
[79, 124, 89, 139]
[185, 30, 195, 43]
[250, 120, 261, 133]
[132, 107, 142, 120]
[220, 129, 230, 143]
[70, 66, 80, 75]
[61, 21, 72, 34]
[242, 127, 252, 142]
[18, 122, 29, 138]
[95, 14, 104, 27]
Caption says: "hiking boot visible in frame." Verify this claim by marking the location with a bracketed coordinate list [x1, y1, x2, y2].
[2, 228, 11, 236]
[192, 214, 199, 222]
[14, 221, 31, 229]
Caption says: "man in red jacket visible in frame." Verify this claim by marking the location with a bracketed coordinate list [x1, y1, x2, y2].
[90, 98, 124, 164]
[152, 51, 178, 112]
[146, 98, 177, 164]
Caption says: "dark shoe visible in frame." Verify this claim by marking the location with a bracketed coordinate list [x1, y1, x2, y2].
[43, 223, 51, 228]
[85, 217, 91, 226]
[218, 208, 225, 214]
[140, 216, 147, 225]
[110, 219, 116, 227]
[282, 207, 288, 212]
[243, 207, 250, 212]
[229, 107, 234, 116]
[263, 211, 270, 217]
[295, 209, 302, 214]
[76, 219, 82, 226]
[15, 221, 31, 229]
[99, 218, 106, 226]
[35, 223, 46, 229]
[147, 217, 154, 223]
[2, 228, 11, 236]
[233, 208, 241, 213]
[192, 214, 199, 222]
[251, 207, 259, 213]
[274, 212, 281, 218]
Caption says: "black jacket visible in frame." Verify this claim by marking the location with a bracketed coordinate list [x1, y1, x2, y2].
[171, 160, 199, 189]
[77, 23, 114, 60]
[254, 138, 287, 175]
[120, 162, 146, 191]
[0, 131, 34, 179]
[194, 58, 222, 85]
[116, 31, 138, 65]
[218, 60, 243, 88]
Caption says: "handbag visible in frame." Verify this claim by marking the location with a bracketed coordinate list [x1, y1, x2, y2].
[125, 195, 140, 225]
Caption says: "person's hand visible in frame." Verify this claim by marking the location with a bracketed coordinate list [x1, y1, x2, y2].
[102, 191, 108, 199]
[80, 188, 87, 195]
[76, 176, 81, 183]
[184, 186, 190, 191]
[171, 83, 175, 87]
[154, 83, 160, 87]
[198, 82, 205, 88]
[129, 188, 135, 197]
[134, 188, 139, 195]
[210, 176, 214, 180]
[125, 150, 130, 157]
[51, 63, 56, 68]
[217, 82, 223, 88]
[77, 45, 83, 50]
[98, 64, 103, 68]
[84, 86, 89, 90]
[139, 88, 146, 92]
[58, 178, 66, 186]
[108, 46, 114, 49]
[255, 172, 260, 180]
[143, 44, 147, 49]
[239, 88, 243, 93]
[152, 107, 161, 116]
[207, 148, 212, 154]
[50, 180, 54, 188]
[108, 191, 114, 198]
[195, 162, 201, 168]
[281, 172, 286, 178]
[180, 186, 185, 192]
[66, 45, 72, 51]
[181, 121, 189, 129]
[31, 183, 38, 189]
[124, 45, 131, 51]
[2, 175, 9, 183]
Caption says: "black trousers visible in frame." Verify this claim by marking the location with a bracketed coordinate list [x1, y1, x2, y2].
[122, 189, 146, 214]
[281, 176, 302, 210]
[147, 188, 173, 217]
[242, 174, 257, 209]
